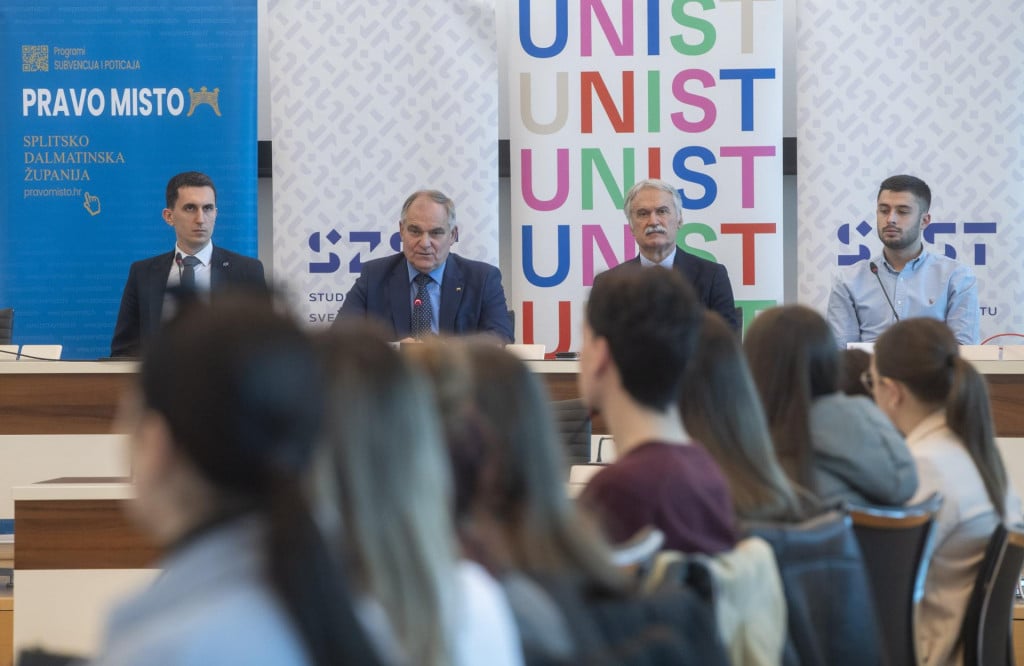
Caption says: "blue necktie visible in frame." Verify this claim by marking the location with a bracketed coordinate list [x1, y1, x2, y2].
[412, 273, 433, 338]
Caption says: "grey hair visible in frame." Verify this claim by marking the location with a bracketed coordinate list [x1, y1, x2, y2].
[622, 179, 683, 222]
[400, 190, 456, 228]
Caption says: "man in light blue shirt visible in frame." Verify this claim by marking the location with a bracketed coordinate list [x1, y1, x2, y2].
[827, 175, 979, 348]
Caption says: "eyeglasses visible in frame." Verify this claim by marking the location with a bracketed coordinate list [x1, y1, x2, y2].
[860, 370, 875, 393]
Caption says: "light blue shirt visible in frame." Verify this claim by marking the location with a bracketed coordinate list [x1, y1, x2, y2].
[826, 249, 979, 348]
[406, 261, 445, 334]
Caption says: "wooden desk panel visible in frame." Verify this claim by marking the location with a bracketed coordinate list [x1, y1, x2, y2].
[4, 360, 1024, 439]
[15, 498, 159, 570]
[0, 367, 134, 435]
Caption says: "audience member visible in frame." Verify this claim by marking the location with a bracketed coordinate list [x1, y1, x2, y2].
[110, 171, 266, 357]
[744, 304, 917, 507]
[838, 348, 873, 398]
[93, 294, 377, 665]
[407, 339, 627, 663]
[680, 311, 811, 524]
[578, 265, 737, 554]
[337, 190, 513, 342]
[604, 179, 739, 331]
[315, 324, 522, 666]
[871, 317, 1021, 666]
[827, 174, 979, 348]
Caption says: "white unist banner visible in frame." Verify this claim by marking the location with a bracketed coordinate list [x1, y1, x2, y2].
[268, 0, 499, 326]
[796, 1, 1024, 341]
[508, 0, 784, 354]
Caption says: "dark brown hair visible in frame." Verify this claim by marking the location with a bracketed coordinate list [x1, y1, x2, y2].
[743, 305, 839, 490]
[681, 312, 805, 522]
[874, 318, 1008, 518]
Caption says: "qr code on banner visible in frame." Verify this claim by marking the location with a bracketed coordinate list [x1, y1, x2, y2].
[22, 45, 48, 72]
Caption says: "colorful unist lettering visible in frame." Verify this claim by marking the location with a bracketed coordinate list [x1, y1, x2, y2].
[508, 0, 785, 353]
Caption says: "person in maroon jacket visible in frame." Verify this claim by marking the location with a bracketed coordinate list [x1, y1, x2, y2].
[578, 264, 737, 555]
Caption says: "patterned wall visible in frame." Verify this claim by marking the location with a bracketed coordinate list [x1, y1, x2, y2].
[267, 0, 499, 326]
[796, 1, 1024, 340]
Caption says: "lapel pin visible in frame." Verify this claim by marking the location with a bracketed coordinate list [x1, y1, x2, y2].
[456, 286, 462, 293]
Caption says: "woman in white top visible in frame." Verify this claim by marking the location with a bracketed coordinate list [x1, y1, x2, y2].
[871, 317, 1019, 666]
[315, 323, 522, 666]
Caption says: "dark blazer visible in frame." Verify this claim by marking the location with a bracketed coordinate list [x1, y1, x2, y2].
[110, 247, 266, 357]
[337, 252, 513, 342]
[612, 250, 740, 332]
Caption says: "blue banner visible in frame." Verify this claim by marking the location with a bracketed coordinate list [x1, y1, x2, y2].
[0, 1, 257, 359]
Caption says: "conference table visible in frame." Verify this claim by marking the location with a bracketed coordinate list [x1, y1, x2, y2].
[4, 359, 1024, 659]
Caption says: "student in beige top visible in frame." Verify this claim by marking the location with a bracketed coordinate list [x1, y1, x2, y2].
[870, 317, 1020, 666]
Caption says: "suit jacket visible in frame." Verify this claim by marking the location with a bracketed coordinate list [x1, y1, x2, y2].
[611, 251, 740, 332]
[110, 246, 266, 357]
[337, 253, 513, 342]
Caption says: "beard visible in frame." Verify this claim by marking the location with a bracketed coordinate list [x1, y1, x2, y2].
[878, 220, 922, 251]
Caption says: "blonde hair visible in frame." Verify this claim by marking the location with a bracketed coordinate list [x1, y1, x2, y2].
[317, 323, 456, 665]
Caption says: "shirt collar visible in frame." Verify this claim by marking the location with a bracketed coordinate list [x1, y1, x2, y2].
[880, 246, 928, 273]
[176, 241, 214, 266]
[638, 247, 676, 269]
[406, 260, 446, 285]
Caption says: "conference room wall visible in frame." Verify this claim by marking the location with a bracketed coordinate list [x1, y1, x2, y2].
[253, 0, 801, 307]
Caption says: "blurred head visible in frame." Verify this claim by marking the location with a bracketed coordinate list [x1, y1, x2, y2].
[582, 265, 701, 412]
[623, 179, 684, 262]
[407, 339, 624, 591]
[399, 190, 458, 273]
[163, 171, 217, 254]
[743, 305, 839, 488]
[681, 312, 805, 522]
[316, 322, 455, 665]
[873, 318, 1008, 518]
[838, 348, 873, 398]
[128, 292, 320, 542]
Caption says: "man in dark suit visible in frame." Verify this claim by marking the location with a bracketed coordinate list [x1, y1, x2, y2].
[337, 190, 513, 342]
[607, 179, 740, 332]
[110, 171, 266, 357]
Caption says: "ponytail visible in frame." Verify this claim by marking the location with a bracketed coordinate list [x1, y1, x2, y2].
[875, 318, 1010, 519]
[946, 357, 1008, 519]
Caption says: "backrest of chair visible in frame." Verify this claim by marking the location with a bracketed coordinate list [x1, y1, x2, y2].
[747, 510, 884, 666]
[848, 492, 943, 666]
[551, 398, 591, 465]
[0, 308, 12, 345]
[962, 523, 1024, 666]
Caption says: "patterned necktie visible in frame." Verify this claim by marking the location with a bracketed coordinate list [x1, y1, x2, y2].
[180, 254, 201, 289]
[412, 273, 433, 339]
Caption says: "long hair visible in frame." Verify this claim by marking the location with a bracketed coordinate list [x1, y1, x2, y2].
[681, 312, 805, 522]
[462, 342, 626, 594]
[743, 305, 840, 490]
[140, 293, 378, 665]
[407, 339, 625, 594]
[316, 323, 456, 666]
[874, 318, 1008, 518]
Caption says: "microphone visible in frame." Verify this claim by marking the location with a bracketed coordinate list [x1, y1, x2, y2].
[869, 262, 900, 323]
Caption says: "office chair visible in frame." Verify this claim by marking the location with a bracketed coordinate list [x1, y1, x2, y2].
[961, 522, 1024, 666]
[847, 492, 943, 666]
[747, 510, 884, 666]
[551, 398, 592, 465]
[0, 308, 13, 345]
